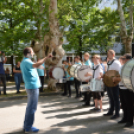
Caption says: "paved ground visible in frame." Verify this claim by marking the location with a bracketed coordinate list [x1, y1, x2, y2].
[0, 94, 134, 134]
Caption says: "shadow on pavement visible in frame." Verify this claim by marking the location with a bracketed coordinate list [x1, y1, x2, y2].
[5, 129, 25, 134]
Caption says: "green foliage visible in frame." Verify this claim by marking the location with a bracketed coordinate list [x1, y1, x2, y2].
[0, 0, 133, 58]
[58, 0, 120, 55]
[0, 0, 49, 56]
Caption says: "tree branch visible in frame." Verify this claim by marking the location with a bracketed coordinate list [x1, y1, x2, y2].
[128, 0, 133, 38]
[116, 0, 127, 38]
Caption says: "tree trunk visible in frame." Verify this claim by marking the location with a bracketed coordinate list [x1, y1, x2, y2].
[31, 0, 65, 90]
[79, 36, 82, 59]
[117, 0, 133, 53]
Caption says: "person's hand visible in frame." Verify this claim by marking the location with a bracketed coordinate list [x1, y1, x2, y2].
[47, 54, 53, 58]
[85, 72, 92, 77]
[96, 77, 101, 80]
[113, 76, 116, 83]
[85, 79, 89, 82]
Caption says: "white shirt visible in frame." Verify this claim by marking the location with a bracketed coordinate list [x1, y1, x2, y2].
[93, 64, 103, 79]
[107, 59, 121, 72]
[119, 65, 127, 89]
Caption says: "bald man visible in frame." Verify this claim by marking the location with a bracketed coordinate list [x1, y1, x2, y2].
[104, 49, 121, 119]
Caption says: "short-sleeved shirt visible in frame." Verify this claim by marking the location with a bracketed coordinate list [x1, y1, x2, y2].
[101, 63, 105, 74]
[107, 59, 121, 72]
[20, 57, 41, 89]
[0, 62, 5, 74]
[15, 66, 21, 70]
[75, 62, 82, 65]
[37, 63, 45, 76]
[93, 64, 103, 79]
[64, 65, 74, 81]
[84, 59, 92, 68]
[119, 65, 127, 89]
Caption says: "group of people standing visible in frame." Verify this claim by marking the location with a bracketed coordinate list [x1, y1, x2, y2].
[1, 46, 133, 133]
[61, 49, 134, 128]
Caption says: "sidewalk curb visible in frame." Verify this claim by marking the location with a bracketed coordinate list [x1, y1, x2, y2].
[0, 91, 63, 101]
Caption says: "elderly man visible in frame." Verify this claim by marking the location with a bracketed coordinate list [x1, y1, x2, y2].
[104, 49, 121, 119]
[21, 47, 52, 133]
[115, 54, 133, 127]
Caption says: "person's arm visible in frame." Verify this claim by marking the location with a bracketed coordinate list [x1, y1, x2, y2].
[113, 76, 121, 83]
[96, 72, 103, 80]
[3, 56, 7, 64]
[2, 53, 7, 64]
[33, 54, 52, 68]
[13, 68, 21, 73]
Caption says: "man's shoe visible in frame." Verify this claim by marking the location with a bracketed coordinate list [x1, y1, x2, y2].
[96, 109, 103, 113]
[62, 93, 67, 96]
[110, 115, 120, 120]
[118, 120, 127, 124]
[68, 95, 71, 98]
[80, 99, 85, 102]
[16, 91, 21, 94]
[103, 113, 113, 116]
[124, 122, 133, 128]
[25, 127, 39, 133]
[75, 96, 81, 99]
[90, 108, 99, 111]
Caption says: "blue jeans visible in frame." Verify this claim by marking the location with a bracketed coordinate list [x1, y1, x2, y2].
[14, 73, 22, 92]
[24, 89, 39, 130]
[106, 85, 120, 116]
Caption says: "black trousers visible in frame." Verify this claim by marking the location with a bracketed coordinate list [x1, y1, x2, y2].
[81, 82, 92, 105]
[0, 74, 6, 94]
[39, 76, 44, 92]
[120, 89, 134, 123]
[74, 78, 81, 97]
[63, 81, 73, 96]
[85, 92, 92, 105]
[106, 85, 120, 116]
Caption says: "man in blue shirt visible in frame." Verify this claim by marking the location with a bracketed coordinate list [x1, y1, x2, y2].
[74, 56, 82, 98]
[21, 47, 52, 133]
[0, 51, 7, 95]
[37, 59, 45, 92]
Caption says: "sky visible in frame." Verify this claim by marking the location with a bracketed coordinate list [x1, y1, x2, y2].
[99, 0, 117, 10]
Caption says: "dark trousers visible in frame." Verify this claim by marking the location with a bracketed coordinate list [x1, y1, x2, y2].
[63, 81, 73, 96]
[120, 89, 134, 123]
[0, 74, 6, 94]
[14, 73, 22, 92]
[74, 78, 81, 97]
[106, 85, 120, 116]
[81, 82, 92, 105]
[85, 92, 92, 105]
[39, 76, 44, 92]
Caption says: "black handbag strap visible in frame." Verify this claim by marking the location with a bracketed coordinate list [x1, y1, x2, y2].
[92, 65, 100, 78]
[107, 59, 116, 71]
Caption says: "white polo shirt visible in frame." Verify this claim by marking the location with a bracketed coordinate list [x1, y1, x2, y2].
[93, 64, 103, 79]
[119, 65, 127, 89]
[107, 59, 121, 72]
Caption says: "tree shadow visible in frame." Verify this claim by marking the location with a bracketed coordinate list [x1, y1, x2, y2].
[5, 129, 25, 134]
